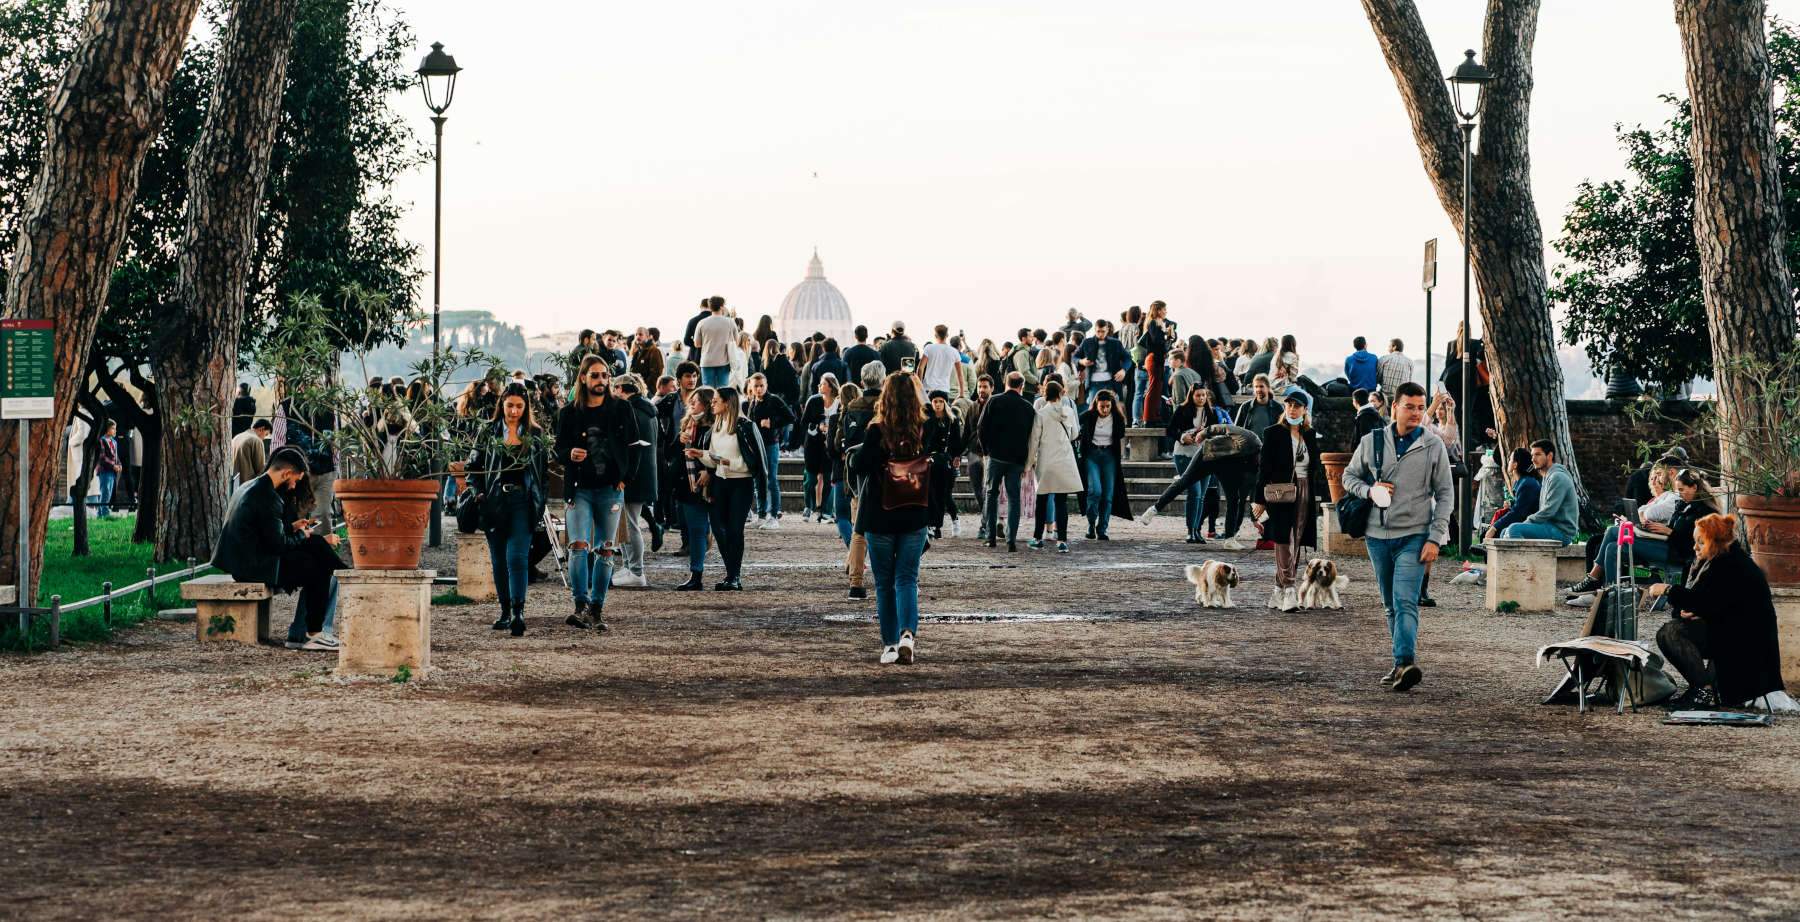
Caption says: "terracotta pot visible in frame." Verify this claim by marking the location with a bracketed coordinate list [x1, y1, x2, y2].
[334, 478, 439, 570]
[1321, 452, 1354, 505]
[1738, 494, 1800, 587]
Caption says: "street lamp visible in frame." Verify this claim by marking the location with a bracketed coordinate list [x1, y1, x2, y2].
[417, 41, 460, 549]
[1447, 48, 1491, 555]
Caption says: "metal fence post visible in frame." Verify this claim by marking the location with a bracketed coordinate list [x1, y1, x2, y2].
[102, 581, 113, 628]
[49, 595, 61, 649]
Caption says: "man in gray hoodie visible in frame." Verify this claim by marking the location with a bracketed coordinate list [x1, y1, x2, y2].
[1340, 380, 1455, 693]
[1500, 439, 1579, 545]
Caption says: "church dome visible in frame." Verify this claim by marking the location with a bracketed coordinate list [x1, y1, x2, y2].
[777, 249, 855, 346]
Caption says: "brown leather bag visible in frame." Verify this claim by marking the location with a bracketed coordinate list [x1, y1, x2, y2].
[882, 454, 932, 510]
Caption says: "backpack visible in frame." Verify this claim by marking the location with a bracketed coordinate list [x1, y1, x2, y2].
[1337, 427, 1384, 539]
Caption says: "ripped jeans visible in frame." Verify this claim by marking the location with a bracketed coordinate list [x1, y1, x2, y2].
[568, 486, 624, 611]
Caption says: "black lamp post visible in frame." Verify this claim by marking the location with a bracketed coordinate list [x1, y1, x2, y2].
[417, 42, 460, 549]
[1447, 48, 1491, 555]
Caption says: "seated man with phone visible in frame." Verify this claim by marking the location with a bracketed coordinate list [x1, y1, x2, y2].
[212, 447, 348, 650]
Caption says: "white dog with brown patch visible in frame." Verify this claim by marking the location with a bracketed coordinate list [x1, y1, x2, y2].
[1184, 560, 1239, 608]
[1298, 558, 1349, 610]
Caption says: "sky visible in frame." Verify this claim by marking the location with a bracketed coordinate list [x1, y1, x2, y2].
[385, 0, 1793, 362]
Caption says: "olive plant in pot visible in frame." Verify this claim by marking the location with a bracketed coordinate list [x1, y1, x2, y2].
[253, 286, 505, 570]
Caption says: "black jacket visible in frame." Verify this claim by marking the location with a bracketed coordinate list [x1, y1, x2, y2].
[963, 396, 990, 456]
[809, 355, 849, 392]
[211, 475, 306, 586]
[1354, 406, 1384, 444]
[1075, 336, 1132, 385]
[850, 422, 932, 535]
[979, 390, 1038, 466]
[764, 356, 802, 411]
[925, 411, 963, 466]
[626, 395, 660, 503]
[834, 394, 878, 487]
[682, 310, 710, 363]
[1256, 423, 1329, 547]
[843, 343, 880, 385]
[743, 393, 795, 434]
[466, 420, 551, 525]
[878, 336, 918, 374]
[1077, 406, 1135, 520]
[697, 418, 769, 503]
[554, 396, 643, 492]
[1664, 543, 1787, 704]
[231, 394, 258, 436]
[1233, 398, 1283, 436]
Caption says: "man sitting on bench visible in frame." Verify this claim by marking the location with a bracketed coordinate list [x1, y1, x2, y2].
[212, 447, 346, 651]
[1498, 439, 1577, 546]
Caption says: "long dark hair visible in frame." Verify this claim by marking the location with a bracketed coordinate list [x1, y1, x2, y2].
[491, 382, 541, 432]
[572, 354, 610, 404]
[1509, 447, 1534, 480]
[874, 372, 925, 458]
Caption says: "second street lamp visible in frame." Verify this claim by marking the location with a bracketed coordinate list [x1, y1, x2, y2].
[1447, 48, 1491, 555]
[417, 41, 461, 549]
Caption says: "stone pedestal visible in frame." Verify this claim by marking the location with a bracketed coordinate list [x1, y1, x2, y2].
[1773, 587, 1800, 694]
[1317, 503, 1364, 558]
[180, 575, 273, 644]
[1484, 538, 1563, 612]
[335, 569, 435, 677]
[456, 532, 496, 602]
[1124, 428, 1162, 463]
[1555, 546, 1589, 584]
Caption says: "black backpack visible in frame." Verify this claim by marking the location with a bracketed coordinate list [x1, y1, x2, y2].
[1338, 427, 1384, 539]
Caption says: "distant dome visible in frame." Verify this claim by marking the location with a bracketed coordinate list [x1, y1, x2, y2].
[777, 249, 855, 346]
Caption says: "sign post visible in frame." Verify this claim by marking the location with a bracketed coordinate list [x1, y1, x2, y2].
[3, 318, 55, 608]
[1421, 239, 1438, 395]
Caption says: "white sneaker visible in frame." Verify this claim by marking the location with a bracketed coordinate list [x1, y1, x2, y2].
[752, 516, 767, 529]
[299, 635, 337, 651]
[951, 520, 963, 538]
[879, 645, 900, 665]
[763, 517, 781, 530]
[1566, 593, 1595, 608]
[898, 632, 916, 665]
[1137, 508, 1157, 527]
[1216, 538, 1245, 551]
[1279, 587, 1299, 612]
[802, 511, 813, 522]
[1267, 588, 1283, 609]
[611, 571, 645, 588]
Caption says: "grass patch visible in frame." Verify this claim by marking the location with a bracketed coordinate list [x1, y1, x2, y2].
[432, 590, 475, 606]
[4, 515, 193, 651]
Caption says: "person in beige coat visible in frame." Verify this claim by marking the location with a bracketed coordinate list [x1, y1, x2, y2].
[1023, 380, 1081, 551]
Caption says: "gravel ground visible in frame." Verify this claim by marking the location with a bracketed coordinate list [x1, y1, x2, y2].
[2, 513, 1798, 920]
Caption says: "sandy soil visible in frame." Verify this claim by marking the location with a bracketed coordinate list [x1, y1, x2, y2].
[2, 514, 1798, 920]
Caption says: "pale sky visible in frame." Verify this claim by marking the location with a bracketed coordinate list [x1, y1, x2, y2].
[387, 0, 1791, 360]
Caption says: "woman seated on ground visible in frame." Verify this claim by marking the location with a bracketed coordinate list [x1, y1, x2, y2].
[1568, 468, 1720, 599]
[1482, 447, 1539, 543]
[1645, 514, 1785, 710]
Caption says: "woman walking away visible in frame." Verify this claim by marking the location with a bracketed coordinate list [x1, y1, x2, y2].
[850, 372, 932, 665]
[673, 387, 716, 591]
[1024, 379, 1081, 552]
[924, 390, 964, 539]
[468, 383, 548, 636]
[1077, 389, 1132, 540]
[691, 386, 766, 591]
[1252, 387, 1328, 611]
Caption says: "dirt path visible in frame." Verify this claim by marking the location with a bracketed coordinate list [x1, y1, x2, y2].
[3, 517, 1797, 920]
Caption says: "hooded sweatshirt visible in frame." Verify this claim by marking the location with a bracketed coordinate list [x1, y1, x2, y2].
[1524, 462, 1580, 542]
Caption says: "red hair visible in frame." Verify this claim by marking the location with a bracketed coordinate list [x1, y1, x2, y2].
[1692, 513, 1737, 560]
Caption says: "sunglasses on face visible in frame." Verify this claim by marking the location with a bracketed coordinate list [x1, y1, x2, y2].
[587, 372, 606, 380]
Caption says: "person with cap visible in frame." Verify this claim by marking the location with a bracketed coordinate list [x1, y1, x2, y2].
[923, 388, 964, 539]
[1249, 387, 1329, 610]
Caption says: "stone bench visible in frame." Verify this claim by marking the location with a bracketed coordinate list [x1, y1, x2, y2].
[1483, 538, 1565, 612]
[181, 575, 273, 645]
[1316, 502, 1364, 558]
[455, 532, 497, 602]
[1555, 544, 1587, 583]
[1774, 587, 1800, 694]
[1123, 427, 1163, 463]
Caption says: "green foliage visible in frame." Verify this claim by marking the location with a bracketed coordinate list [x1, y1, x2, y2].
[2, 516, 188, 652]
[431, 591, 474, 606]
[1549, 17, 1800, 390]
[206, 613, 237, 637]
[1495, 600, 1521, 614]
[1627, 346, 1800, 497]
[391, 663, 412, 684]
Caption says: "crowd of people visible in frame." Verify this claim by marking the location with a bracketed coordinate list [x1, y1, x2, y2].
[199, 299, 1784, 707]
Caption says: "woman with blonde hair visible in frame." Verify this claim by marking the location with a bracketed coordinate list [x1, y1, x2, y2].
[849, 372, 932, 665]
[687, 385, 766, 591]
[1647, 513, 1786, 710]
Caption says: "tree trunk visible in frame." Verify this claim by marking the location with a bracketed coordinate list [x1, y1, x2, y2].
[1360, 0, 1585, 499]
[155, 0, 302, 563]
[0, 0, 203, 598]
[101, 366, 163, 546]
[1675, 0, 1798, 488]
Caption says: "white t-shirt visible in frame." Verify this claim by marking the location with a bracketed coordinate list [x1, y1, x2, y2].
[1094, 416, 1115, 446]
[921, 342, 961, 392]
[695, 314, 738, 368]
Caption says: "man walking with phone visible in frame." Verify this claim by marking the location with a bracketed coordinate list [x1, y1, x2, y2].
[1339, 380, 1453, 693]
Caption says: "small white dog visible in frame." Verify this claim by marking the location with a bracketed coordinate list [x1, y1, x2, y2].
[1297, 558, 1350, 610]
[1185, 560, 1239, 608]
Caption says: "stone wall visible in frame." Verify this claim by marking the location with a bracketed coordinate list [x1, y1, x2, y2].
[1301, 397, 1717, 514]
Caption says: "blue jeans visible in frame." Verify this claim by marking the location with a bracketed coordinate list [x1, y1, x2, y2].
[868, 528, 927, 645]
[1501, 521, 1571, 545]
[1084, 452, 1118, 536]
[1367, 533, 1429, 666]
[834, 481, 854, 546]
[96, 469, 117, 517]
[1170, 455, 1208, 534]
[761, 451, 782, 517]
[700, 365, 731, 388]
[984, 459, 1024, 543]
[568, 486, 624, 610]
[682, 500, 711, 574]
[1131, 367, 1150, 422]
[484, 492, 532, 604]
[1598, 525, 1671, 583]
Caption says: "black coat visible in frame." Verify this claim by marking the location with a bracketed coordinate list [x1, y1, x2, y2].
[850, 422, 931, 535]
[554, 396, 643, 493]
[1076, 406, 1134, 520]
[1665, 543, 1787, 704]
[843, 343, 880, 385]
[979, 391, 1038, 466]
[925, 411, 963, 466]
[1354, 406, 1384, 444]
[466, 420, 551, 525]
[697, 418, 769, 504]
[626, 395, 660, 503]
[1256, 423, 1328, 547]
[795, 395, 836, 472]
[743, 393, 795, 435]
[211, 474, 306, 586]
[764, 356, 802, 411]
[878, 336, 918, 374]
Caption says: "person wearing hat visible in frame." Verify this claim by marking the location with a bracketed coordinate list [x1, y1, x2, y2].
[1250, 387, 1330, 610]
[923, 388, 964, 539]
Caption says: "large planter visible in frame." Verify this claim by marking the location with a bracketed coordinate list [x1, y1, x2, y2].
[1738, 494, 1800, 587]
[334, 478, 439, 570]
[1321, 452, 1354, 504]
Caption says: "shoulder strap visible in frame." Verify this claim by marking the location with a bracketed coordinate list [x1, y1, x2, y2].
[1372, 425, 1386, 480]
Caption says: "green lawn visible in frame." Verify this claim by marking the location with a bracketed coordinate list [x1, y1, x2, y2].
[3, 515, 193, 651]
